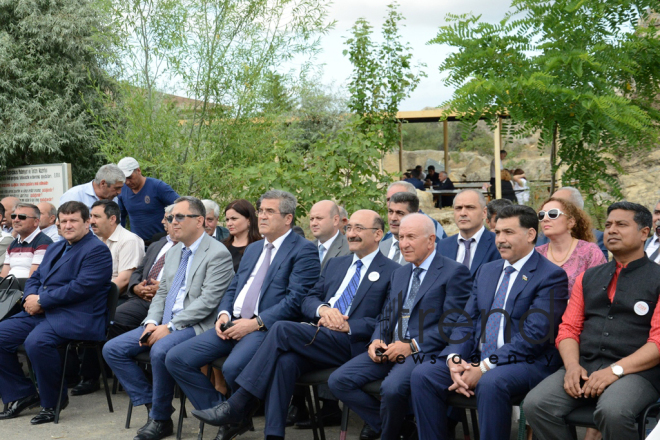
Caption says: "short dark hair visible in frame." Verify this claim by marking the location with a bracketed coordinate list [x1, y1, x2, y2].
[91, 200, 121, 224]
[501, 149, 508, 155]
[428, 165, 435, 171]
[411, 169, 422, 179]
[0, 203, 5, 218]
[487, 198, 514, 221]
[174, 196, 206, 218]
[495, 205, 538, 243]
[607, 201, 652, 231]
[373, 215, 385, 232]
[58, 201, 90, 222]
[390, 192, 419, 213]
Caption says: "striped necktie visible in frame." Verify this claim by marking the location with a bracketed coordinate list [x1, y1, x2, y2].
[162, 248, 192, 325]
[334, 260, 363, 315]
[481, 266, 516, 360]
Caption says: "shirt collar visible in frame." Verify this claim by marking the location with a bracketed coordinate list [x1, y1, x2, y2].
[107, 224, 124, 243]
[413, 249, 436, 272]
[166, 234, 175, 244]
[83, 180, 99, 199]
[320, 230, 340, 251]
[503, 248, 535, 273]
[265, 228, 292, 251]
[183, 231, 206, 254]
[459, 225, 486, 244]
[17, 227, 41, 244]
[352, 248, 379, 270]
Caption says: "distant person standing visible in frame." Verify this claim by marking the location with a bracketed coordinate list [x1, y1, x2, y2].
[37, 202, 61, 242]
[117, 157, 180, 244]
[490, 149, 508, 187]
[59, 164, 125, 209]
[512, 169, 530, 205]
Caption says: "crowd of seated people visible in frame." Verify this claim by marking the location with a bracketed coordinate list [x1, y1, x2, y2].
[0, 160, 659, 440]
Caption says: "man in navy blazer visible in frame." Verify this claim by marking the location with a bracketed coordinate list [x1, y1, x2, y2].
[189, 210, 400, 439]
[165, 191, 320, 429]
[0, 201, 113, 424]
[437, 189, 501, 279]
[410, 205, 569, 440]
[328, 213, 472, 440]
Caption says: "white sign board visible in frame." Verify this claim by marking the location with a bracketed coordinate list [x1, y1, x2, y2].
[0, 163, 71, 206]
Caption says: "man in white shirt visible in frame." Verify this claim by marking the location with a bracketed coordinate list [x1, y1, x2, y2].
[1, 203, 53, 279]
[645, 199, 660, 263]
[310, 200, 350, 271]
[37, 202, 61, 242]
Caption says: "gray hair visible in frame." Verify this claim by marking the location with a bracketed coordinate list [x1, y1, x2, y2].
[164, 204, 175, 214]
[339, 206, 348, 220]
[201, 199, 220, 218]
[453, 189, 487, 209]
[555, 187, 584, 209]
[43, 203, 57, 217]
[174, 196, 206, 218]
[259, 190, 297, 216]
[94, 164, 126, 186]
[387, 181, 416, 194]
[15, 203, 41, 219]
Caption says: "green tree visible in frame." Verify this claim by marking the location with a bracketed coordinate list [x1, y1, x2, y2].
[0, 0, 119, 184]
[431, 0, 660, 199]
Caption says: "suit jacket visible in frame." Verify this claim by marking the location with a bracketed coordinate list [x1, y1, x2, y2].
[372, 252, 472, 354]
[217, 230, 320, 329]
[441, 250, 569, 369]
[23, 231, 113, 341]
[378, 237, 398, 263]
[144, 232, 234, 335]
[215, 226, 230, 242]
[301, 252, 400, 357]
[128, 236, 169, 297]
[437, 230, 501, 278]
[314, 233, 351, 271]
[434, 178, 455, 191]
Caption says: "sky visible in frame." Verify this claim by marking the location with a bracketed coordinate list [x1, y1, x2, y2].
[309, 0, 513, 111]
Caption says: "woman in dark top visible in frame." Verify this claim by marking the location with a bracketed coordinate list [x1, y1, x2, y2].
[500, 169, 518, 203]
[222, 199, 261, 272]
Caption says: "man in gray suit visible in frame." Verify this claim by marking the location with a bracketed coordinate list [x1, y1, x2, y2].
[379, 192, 419, 265]
[645, 199, 660, 264]
[103, 196, 235, 440]
[310, 200, 351, 270]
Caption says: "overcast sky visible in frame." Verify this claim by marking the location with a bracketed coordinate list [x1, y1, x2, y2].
[309, 0, 513, 111]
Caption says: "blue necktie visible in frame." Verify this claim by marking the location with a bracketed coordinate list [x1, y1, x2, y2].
[318, 243, 326, 263]
[334, 260, 363, 315]
[481, 266, 516, 360]
[162, 248, 192, 325]
[396, 267, 423, 341]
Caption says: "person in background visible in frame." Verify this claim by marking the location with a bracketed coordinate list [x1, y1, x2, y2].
[222, 199, 261, 274]
[435, 170, 456, 208]
[202, 199, 230, 242]
[644, 198, 660, 264]
[339, 206, 349, 234]
[310, 200, 350, 271]
[37, 202, 61, 242]
[117, 157, 180, 244]
[1, 197, 19, 235]
[486, 199, 514, 231]
[425, 165, 441, 187]
[404, 169, 426, 191]
[1, 204, 53, 279]
[415, 165, 426, 180]
[490, 150, 508, 188]
[512, 169, 530, 205]
[59, 164, 125, 209]
[384, 181, 447, 240]
[0, 204, 14, 264]
[497, 170, 518, 202]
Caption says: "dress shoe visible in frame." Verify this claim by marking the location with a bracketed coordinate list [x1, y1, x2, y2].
[295, 407, 342, 429]
[193, 401, 247, 427]
[359, 422, 381, 440]
[285, 403, 309, 426]
[0, 393, 40, 420]
[213, 418, 254, 440]
[133, 418, 173, 440]
[30, 397, 69, 425]
[137, 417, 153, 435]
[71, 379, 100, 396]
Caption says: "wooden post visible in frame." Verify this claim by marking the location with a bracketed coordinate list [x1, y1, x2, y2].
[494, 117, 502, 199]
[398, 122, 403, 173]
[443, 120, 449, 172]
[550, 123, 558, 194]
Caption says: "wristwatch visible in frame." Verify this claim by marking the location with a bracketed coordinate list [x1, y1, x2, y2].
[610, 363, 624, 378]
[479, 362, 488, 374]
[36, 296, 41, 306]
[256, 316, 266, 332]
[167, 322, 175, 333]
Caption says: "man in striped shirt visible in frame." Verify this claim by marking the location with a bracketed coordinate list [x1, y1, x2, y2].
[0, 203, 52, 279]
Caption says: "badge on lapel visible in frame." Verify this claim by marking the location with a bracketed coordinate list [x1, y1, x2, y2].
[522, 275, 528, 281]
[368, 272, 380, 282]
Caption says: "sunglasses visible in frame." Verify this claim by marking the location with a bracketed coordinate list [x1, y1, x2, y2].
[166, 214, 201, 223]
[10, 214, 37, 221]
[538, 208, 566, 221]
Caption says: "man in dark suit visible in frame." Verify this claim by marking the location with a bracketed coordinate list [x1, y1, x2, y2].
[103, 197, 235, 440]
[190, 210, 400, 439]
[165, 190, 320, 436]
[410, 205, 569, 440]
[329, 213, 472, 440]
[434, 171, 456, 208]
[310, 200, 351, 271]
[438, 189, 501, 279]
[0, 201, 113, 424]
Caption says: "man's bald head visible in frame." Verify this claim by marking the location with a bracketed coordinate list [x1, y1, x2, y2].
[398, 213, 436, 266]
[1, 197, 20, 229]
[309, 200, 341, 243]
[37, 202, 57, 229]
[346, 209, 384, 258]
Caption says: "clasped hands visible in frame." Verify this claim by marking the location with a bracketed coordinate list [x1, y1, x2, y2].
[23, 294, 43, 316]
[367, 339, 413, 363]
[448, 357, 487, 397]
[563, 363, 618, 399]
[133, 279, 159, 301]
[318, 307, 350, 333]
[215, 315, 259, 341]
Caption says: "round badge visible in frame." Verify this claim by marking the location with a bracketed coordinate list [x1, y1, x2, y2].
[144, 195, 151, 204]
[368, 272, 380, 282]
[634, 301, 649, 316]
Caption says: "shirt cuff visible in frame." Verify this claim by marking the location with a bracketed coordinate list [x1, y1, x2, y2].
[446, 353, 460, 367]
[316, 304, 330, 318]
[144, 320, 159, 327]
[411, 338, 420, 353]
[218, 311, 231, 321]
[483, 358, 496, 370]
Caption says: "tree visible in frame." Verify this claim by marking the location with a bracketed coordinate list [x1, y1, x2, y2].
[431, 0, 660, 199]
[0, 0, 119, 184]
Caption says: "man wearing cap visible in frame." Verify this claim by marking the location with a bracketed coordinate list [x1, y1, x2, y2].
[117, 157, 180, 245]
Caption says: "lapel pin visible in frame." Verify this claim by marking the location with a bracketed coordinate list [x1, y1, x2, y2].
[368, 272, 380, 282]
[522, 275, 528, 281]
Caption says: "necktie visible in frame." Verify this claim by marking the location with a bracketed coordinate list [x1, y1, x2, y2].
[147, 253, 167, 281]
[650, 239, 660, 263]
[481, 266, 516, 360]
[318, 243, 326, 263]
[396, 267, 423, 341]
[241, 243, 275, 319]
[334, 260, 363, 315]
[162, 248, 192, 325]
[460, 238, 474, 268]
[392, 241, 401, 264]
[61, 244, 72, 257]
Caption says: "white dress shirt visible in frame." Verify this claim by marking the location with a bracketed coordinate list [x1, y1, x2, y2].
[318, 230, 340, 262]
[221, 229, 292, 320]
[41, 224, 62, 242]
[387, 237, 403, 264]
[455, 226, 486, 268]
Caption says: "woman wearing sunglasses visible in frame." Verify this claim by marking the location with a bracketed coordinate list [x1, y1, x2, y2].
[536, 197, 606, 291]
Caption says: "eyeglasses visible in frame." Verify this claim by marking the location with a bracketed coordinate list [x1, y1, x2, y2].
[538, 208, 566, 221]
[166, 214, 201, 223]
[11, 214, 37, 220]
[346, 226, 379, 233]
[257, 209, 286, 217]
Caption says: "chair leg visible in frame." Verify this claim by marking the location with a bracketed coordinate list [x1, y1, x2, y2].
[96, 345, 113, 413]
[311, 385, 326, 440]
[177, 390, 186, 440]
[304, 386, 320, 440]
[339, 403, 350, 440]
[126, 400, 133, 429]
[54, 342, 71, 424]
[197, 365, 214, 440]
[470, 409, 479, 439]
[460, 409, 471, 440]
[569, 425, 578, 440]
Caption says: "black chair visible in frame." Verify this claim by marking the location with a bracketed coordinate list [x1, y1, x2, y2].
[196, 356, 228, 440]
[446, 393, 526, 440]
[296, 368, 341, 440]
[564, 401, 659, 440]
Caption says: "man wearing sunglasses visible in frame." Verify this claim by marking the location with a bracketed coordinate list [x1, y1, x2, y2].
[1, 203, 53, 279]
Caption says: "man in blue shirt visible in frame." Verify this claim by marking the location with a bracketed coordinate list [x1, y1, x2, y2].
[403, 169, 426, 191]
[117, 157, 180, 244]
[59, 164, 125, 209]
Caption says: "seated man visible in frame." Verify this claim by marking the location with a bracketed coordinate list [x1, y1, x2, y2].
[1, 203, 53, 279]
[329, 214, 472, 440]
[380, 192, 419, 265]
[435, 171, 456, 208]
[485, 198, 513, 230]
[403, 169, 425, 191]
[410, 205, 569, 440]
[37, 202, 61, 242]
[383, 182, 446, 240]
[202, 199, 230, 242]
[524, 202, 660, 440]
[189, 210, 400, 439]
[0, 201, 112, 424]
[1, 196, 19, 235]
[163, 190, 320, 438]
[103, 196, 234, 440]
[438, 189, 500, 279]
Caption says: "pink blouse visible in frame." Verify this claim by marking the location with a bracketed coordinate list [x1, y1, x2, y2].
[536, 239, 607, 292]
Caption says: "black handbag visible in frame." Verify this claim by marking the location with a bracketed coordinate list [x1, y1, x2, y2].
[0, 275, 24, 322]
